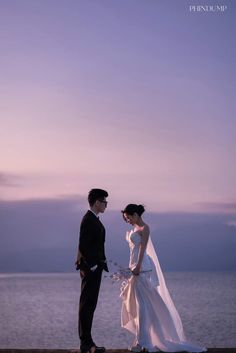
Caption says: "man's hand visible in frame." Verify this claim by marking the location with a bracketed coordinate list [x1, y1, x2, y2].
[75, 260, 80, 271]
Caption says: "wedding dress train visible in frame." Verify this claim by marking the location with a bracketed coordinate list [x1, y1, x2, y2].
[121, 230, 206, 352]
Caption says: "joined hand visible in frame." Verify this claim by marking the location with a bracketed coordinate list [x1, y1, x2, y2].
[132, 267, 140, 276]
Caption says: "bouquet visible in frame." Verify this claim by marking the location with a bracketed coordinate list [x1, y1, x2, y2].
[104, 260, 132, 288]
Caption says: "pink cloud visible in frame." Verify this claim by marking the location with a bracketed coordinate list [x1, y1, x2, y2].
[0, 172, 20, 188]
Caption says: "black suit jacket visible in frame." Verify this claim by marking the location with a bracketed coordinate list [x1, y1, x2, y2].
[77, 210, 108, 272]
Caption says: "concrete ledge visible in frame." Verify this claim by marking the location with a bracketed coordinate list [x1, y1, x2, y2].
[0, 349, 236, 353]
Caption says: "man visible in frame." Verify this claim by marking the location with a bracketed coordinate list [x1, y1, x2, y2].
[76, 188, 109, 353]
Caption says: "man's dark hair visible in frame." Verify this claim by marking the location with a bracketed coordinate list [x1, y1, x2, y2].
[88, 188, 108, 206]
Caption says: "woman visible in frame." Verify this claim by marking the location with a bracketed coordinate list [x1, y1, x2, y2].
[120, 204, 206, 353]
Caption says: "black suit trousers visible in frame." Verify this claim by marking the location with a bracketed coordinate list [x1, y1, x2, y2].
[79, 268, 103, 350]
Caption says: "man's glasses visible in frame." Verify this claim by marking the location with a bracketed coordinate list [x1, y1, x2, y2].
[99, 199, 108, 205]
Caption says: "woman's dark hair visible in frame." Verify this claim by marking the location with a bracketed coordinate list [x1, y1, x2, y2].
[121, 204, 145, 217]
[88, 188, 108, 206]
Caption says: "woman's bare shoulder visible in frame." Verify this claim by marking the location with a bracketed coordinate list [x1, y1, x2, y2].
[141, 223, 150, 236]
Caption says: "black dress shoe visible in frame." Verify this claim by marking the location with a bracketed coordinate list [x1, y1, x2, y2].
[80, 345, 106, 353]
[80, 349, 91, 353]
[80, 345, 97, 353]
[95, 346, 106, 353]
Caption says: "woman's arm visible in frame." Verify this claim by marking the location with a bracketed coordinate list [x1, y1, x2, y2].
[132, 226, 150, 275]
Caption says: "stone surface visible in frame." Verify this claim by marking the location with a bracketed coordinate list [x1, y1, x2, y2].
[0, 349, 236, 353]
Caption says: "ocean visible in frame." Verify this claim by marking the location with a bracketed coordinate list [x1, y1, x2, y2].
[0, 272, 235, 349]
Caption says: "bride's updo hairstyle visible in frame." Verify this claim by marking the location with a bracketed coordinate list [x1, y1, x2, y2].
[121, 204, 145, 219]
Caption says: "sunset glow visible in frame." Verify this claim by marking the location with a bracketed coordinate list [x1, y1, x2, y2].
[0, 0, 235, 213]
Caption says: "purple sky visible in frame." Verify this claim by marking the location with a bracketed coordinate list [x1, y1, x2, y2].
[0, 0, 235, 212]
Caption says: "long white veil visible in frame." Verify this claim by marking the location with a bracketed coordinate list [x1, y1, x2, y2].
[146, 235, 186, 341]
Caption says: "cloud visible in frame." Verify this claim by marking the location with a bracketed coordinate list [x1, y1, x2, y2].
[197, 202, 236, 213]
[226, 220, 236, 227]
[0, 172, 21, 188]
[0, 195, 87, 254]
[0, 199, 236, 272]
[0, 193, 86, 210]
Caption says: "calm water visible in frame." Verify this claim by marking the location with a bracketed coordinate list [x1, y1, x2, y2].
[0, 272, 235, 349]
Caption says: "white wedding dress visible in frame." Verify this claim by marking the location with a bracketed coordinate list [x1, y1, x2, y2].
[121, 230, 206, 352]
